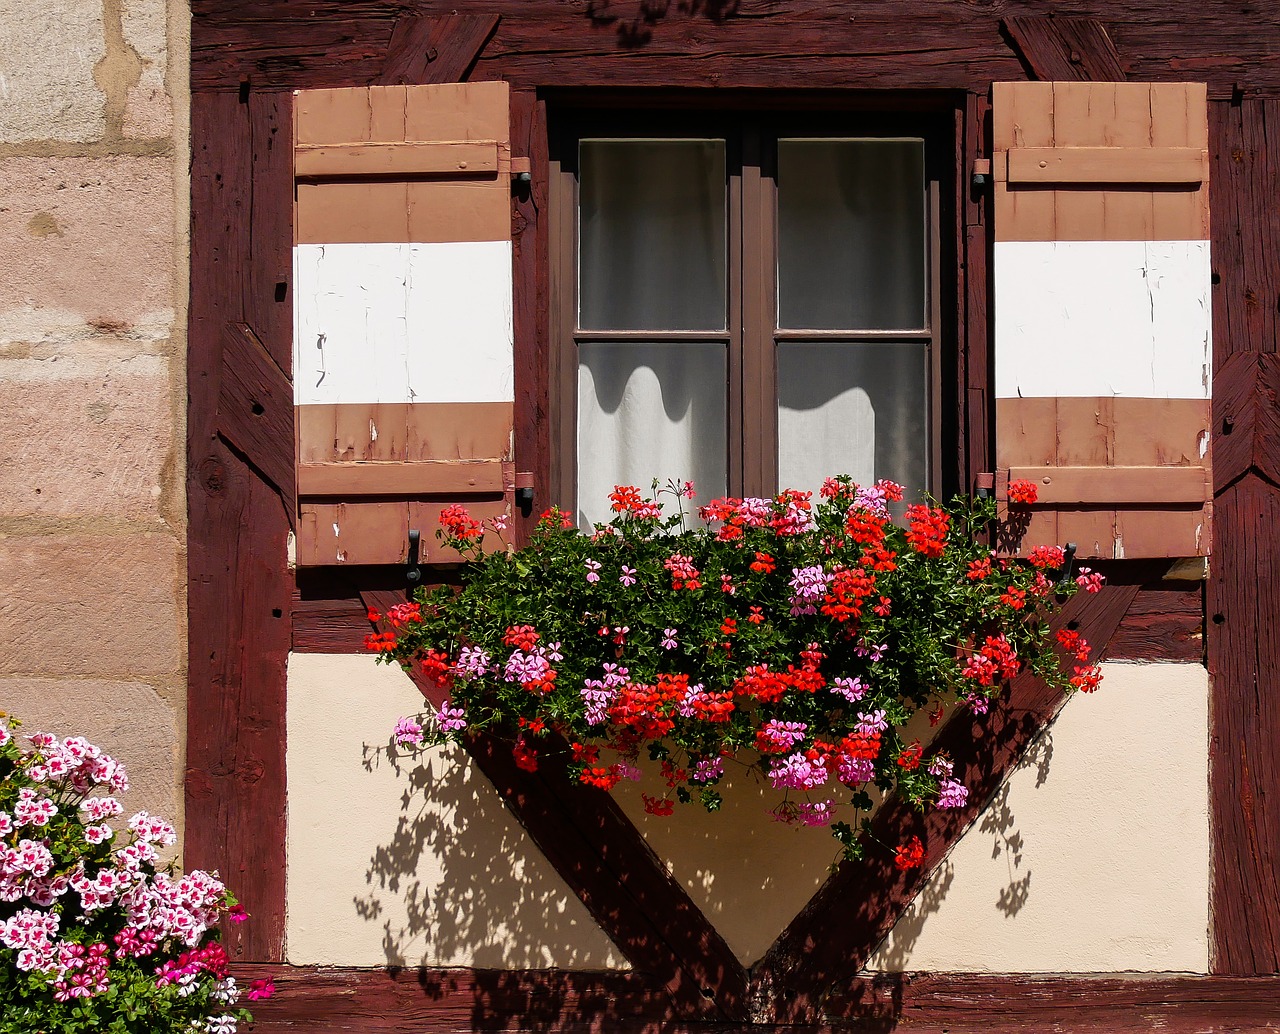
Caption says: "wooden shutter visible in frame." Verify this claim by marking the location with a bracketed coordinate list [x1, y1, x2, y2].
[292, 81, 515, 565]
[992, 81, 1211, 559]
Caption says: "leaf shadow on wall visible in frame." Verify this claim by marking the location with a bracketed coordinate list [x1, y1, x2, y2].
[586, 0, 742, 48]
[356, 742, 622, 970]
[990, 729, 1052, 919]
[867, 728, 1054, 970]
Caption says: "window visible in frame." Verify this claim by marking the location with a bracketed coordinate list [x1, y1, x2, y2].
[551, 112, 949, 528]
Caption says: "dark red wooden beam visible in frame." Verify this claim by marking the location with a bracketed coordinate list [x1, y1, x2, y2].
[750, 583, 1141, 1024]
[186, 90, 295, 963]
[216, 321, 295, 516]
[380, 13, 500, 85]
[1208, 97, 1280, 975]
[235, 965, 1280, 1033]
[192, 0, 1280, 99]
[1001, 16, 1127, 82]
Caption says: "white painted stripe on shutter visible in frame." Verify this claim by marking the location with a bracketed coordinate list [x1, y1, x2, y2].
[994, 239, 1211, 401]
[293, 240, 514, 406]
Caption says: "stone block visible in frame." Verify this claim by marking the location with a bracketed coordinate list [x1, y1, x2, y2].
[0, 157, 175, 344]
[0, 354, 173, 519]
[0, 532, 181, 677]
[121, 0, 172, 138]
[0, 0, 107, 143]
[0, 678, 181, 836]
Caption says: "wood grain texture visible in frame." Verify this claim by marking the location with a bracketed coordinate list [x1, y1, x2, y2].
[217, 321, 295, 512]
[1106, 583, 1204, 661]
[1005, 145, 1206, 184]
[192, 1, 1280, 99]
[1210, 474, 1280, 973]
[962, 91, 990, 496]
[1212, 351, 1280, 491]
[994, 82, 1209, 242]
[1001, 15, 1127, 82]
[297, 458, 505, 496]
[1209, 97, 1280, 975]
[186, 91, 294, 963]
[294, 140, 499, 177]
[296, 402, 514, 465]
[380, 13, 500, 86]
[1211, 100, 1280, 365]
[748, 584, 1141, 1024]
[229, 967, 1280, 1032]
[231, 965, 675, 1032]
[510, 88, 551, 541]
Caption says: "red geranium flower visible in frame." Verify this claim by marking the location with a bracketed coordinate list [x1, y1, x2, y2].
[895, 835, 926, 871]
[1008, 479, 1038, 506]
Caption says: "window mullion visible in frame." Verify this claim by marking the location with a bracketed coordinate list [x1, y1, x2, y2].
[727, 134, 744, 500]
[740, 123, 777, 499]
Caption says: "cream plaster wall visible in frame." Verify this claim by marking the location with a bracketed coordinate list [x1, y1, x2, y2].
[285, 652, 628, 970]
[287, 656, 1208, 972]
[0, 0, 190, 833]
[867, 661, 1209, 972]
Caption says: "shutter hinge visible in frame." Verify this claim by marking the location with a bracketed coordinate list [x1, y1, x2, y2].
[974, 472, 995, 499]
[504, 469, 535, 516]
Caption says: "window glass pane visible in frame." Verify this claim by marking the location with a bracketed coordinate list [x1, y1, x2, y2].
[777, 139, 926, 331]
[777, 342, 927, 499]
[578, 342, 727, 528]
[579, 140, 727, 331]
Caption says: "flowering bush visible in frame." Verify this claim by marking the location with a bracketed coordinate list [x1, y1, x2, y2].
[375, 477, 1104, 863]
[0, 717, 273, 1034]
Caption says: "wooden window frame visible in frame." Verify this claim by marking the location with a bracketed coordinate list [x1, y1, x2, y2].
[549, 107, 956, 513]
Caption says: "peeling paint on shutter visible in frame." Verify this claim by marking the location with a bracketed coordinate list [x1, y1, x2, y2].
[993, 81, 1211, 559]
[291, 82, 515, 565]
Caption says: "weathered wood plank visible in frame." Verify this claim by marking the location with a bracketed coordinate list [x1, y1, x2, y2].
[510, 87, 551, 539]
[217, 322, 295, 511]
[1005, 145, 1206, 184]
[297, 458, 505, 496]
[187, 91, 293, 963]
[232, 965, 675, 1032]
[1212, 351, 1280, 491]
[234, 965, 1280, 1033]
[294, 140, 500, 177]
[1209, 473, 1280, 973]
[1209, 96, 1280, 976]
[1106, 583, 1204, 662]
[962, 90, 990, 496]
[245, 92, 294, 371]
[1002, 15, 1127, 82]
[380, 13, 500, 85]
[1211, 100, 1280, 365]
[193, 1, 1280, 98]
[825, 972, 1280, 1031]
[749, 584, 1141, 1024]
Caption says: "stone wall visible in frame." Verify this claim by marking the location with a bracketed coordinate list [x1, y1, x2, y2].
[0, 0, 189, 829]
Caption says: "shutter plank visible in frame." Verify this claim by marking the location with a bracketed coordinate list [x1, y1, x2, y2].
[1007, 465, 1209, 505]
[295, 140, 500, 178]
[297, 459, 505, 497]
[1152, 83, 1211, 240]
[1007, 145, 1206, 185]
[993, 80, 1056, 241]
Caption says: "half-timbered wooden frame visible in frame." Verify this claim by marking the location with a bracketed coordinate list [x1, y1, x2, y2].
[188, 3, 1280, 1029]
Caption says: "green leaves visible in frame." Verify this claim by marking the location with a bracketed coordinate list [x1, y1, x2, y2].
[385, 480, 1085, 850]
